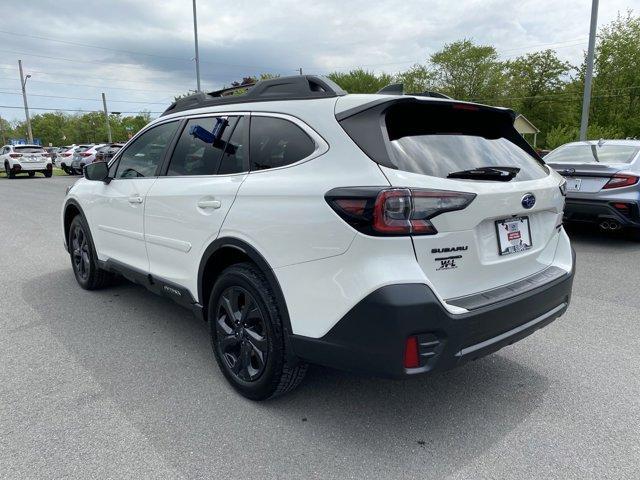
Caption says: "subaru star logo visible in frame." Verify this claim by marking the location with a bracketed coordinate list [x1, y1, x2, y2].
[521, 193, 536, 209]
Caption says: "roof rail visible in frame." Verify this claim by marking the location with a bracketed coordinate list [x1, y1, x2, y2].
[376, 83, 451, 99]
[162, 75, 347, 116]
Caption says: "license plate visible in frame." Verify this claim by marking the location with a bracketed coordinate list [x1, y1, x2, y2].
[495, 217, 532, 255]
[566, 178, 581, 191]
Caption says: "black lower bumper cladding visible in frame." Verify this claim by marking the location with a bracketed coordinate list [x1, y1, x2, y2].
[291, 251, 575, 378]
[564, 199, 640, 227]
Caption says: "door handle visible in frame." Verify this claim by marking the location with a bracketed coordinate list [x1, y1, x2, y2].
[197, 199, 222, 209]
[128, 195, 143, 204]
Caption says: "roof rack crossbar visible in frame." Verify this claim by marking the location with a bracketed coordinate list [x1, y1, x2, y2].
[162, 75, 347, 116]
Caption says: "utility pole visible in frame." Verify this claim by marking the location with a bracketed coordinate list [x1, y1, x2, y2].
[0, 114, 6, 145]
[579, 0, 599, 141]
[192, 0, 201, 92]
[18, 60, 33, 144]
[101, 93, 112, 143]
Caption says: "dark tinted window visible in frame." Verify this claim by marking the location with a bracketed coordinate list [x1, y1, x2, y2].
[341, 100, 547, 182]
[250, 116, 315, 171]
[218, 116, 247, 175]
[115, 121, 178, 179]
[15, 146, 44, 153]
[167, 116, 239, 176]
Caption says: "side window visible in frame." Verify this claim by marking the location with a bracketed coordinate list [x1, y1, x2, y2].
[218, 116, 247, 175]
[166, 116, 238, 176]
[249, 116, 315, 171]
[114, 122, 178, 179]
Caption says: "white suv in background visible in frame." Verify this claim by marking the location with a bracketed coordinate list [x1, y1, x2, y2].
[62, 75, 575, 400]
[2, 144, 53, 178]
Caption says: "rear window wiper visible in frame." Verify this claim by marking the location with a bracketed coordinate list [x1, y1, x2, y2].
[447, 166, 520, 181]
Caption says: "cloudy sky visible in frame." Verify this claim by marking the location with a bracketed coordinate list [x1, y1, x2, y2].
[0, 0, 635, 122]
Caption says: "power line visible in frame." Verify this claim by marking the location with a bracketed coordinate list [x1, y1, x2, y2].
[0, 90, 167, 105]
[0, 104, 161, 114]
[0, 76, 177, 94]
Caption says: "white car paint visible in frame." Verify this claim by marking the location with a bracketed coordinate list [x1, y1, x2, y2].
[62, 93, 573, 339]
[1, 144, 52, 175]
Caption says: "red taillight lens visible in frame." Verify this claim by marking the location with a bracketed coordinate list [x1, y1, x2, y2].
[404, 336, 420, 369]
[80, 152, 92, 157]
[326, 187, 475, 236]
[603, 174, 638, 189]
[62, 153, 72, 157]
[9, 153, 22, 158]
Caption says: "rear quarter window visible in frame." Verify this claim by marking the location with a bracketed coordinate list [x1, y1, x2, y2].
[249, 116, 315, 171]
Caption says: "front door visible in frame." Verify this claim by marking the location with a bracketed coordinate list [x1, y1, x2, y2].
[90, 121, 180, 272]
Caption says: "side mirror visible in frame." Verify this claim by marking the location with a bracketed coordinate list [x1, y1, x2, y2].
[84, 161, 110, 183]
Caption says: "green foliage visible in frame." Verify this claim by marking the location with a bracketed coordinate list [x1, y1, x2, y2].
[4, 110, 152, 146]
[546, 123, 625, 149]
[430, 39, 505, 100]
[327, 69, 393, 93]
[394, 64, 436, 94]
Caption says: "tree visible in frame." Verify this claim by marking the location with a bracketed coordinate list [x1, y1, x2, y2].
[327, 69, 393, 93]
[589, 11, 640, 137]
[429, 39, 505, 100]
[394, 64, 437, 94]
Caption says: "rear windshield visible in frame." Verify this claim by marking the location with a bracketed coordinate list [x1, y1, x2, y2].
[545, 145, 639, 164]
[340, 100, 547, 182]
[14, 146, 44, 153]
[75, 146, 90, 153]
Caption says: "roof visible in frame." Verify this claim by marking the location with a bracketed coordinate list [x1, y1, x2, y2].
[514, 114, 539, 134]
[560, 139, 640, 147]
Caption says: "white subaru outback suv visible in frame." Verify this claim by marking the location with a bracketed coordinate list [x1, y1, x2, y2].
[62, 76, 575, 400]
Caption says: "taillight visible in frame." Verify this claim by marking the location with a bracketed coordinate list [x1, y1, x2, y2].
[9, 153, 22, 158]
[62, 153, 72, 157]
[80, 152, 92, 157]
[41, 153, 51, 157]
[326, 187, 476, 236]
[603, 174, 638, 189]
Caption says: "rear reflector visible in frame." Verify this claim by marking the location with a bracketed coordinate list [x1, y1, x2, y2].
[603, 174, 639, 189]
[404, 336, 420, 369]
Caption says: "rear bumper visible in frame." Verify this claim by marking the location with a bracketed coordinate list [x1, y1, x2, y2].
[12, 162, 49, 171]
[564, 198, 640, 227]
[291, 250, 575, 377]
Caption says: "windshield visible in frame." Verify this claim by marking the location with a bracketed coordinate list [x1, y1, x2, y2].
[14, 146, 44, 153]
[545, 145, 640, 164]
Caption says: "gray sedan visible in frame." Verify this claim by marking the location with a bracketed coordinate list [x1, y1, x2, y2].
[545, 139, 640, 239]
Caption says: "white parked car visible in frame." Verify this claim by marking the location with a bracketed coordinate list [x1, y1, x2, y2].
[71, 144, 105, 174]
[2, 144, 52, 178]
[56, 145, 84, 174]
[61, 75, 575, 400]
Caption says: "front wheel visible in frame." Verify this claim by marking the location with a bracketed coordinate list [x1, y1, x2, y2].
[208, 263, 307, 400]
[5, 163, 14, 179]
[68, 215, 110, 290]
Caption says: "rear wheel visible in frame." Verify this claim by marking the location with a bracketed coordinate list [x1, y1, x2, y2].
[5, 163, 14, 179]
[44, 170, 52, 178]
[68, 215, 110, 290]
[208, 263, 307, 400]
[28, 171, 35, 177]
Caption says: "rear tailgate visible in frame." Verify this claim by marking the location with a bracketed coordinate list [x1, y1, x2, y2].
[338, 97, 565, 302]
[547, 162, 627, 193]
[383, 167, 564, 300]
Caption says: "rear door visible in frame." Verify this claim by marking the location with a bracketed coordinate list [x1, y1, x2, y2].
[144, 114, 249, 296]
[339, 99, 565, 300]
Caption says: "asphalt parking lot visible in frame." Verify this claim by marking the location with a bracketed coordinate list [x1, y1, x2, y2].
[1, 175, 639, 479]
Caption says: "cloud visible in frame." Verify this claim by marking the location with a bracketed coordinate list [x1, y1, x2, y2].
[0, 0, 633, 123]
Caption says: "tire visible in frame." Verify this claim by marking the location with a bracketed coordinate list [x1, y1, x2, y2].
[5, 163, 14, 179]
[28, 171, 35, 177]
[44, 170, 52, 178]
[68, 215, 110, 290]
[208, 262, 307, 400]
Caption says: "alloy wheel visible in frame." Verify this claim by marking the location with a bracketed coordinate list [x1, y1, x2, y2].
[71, 225, 90, 280]
[215, 286, 269, 382]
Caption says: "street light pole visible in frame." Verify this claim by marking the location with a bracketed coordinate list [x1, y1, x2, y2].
[579, 0, 599, 141]
[192, 0, 202, 92]
[101, 93, 113, 143]
[18, 59, 34, 144]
